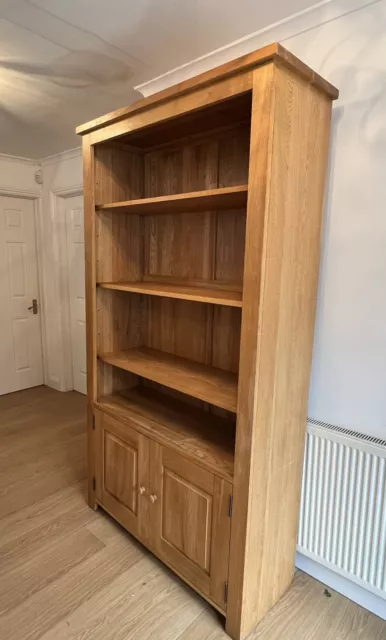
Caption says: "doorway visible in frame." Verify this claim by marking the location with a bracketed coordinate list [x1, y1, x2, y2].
[0, 195, 44, 395]
[64, 194, 86, 395]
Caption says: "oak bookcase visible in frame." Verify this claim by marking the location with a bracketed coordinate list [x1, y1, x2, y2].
[77, 43, 338, 639]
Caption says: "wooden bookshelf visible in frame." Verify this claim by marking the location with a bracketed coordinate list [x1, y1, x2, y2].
[96, 185, 248, 215]
[99, 347, 238, 413]
[98, 281, 242, 307]
[96, 386, 235, 481]
[78, 43, 338, 639]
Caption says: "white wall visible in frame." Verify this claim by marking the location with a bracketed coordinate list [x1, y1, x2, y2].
[0, 154, 40, 195]
[40, 149, 83, 391]
[285, 5, 386, 441]
[137, 0, 386, 442]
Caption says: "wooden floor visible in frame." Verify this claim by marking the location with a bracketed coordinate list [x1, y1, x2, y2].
[0, 386, 385, 640]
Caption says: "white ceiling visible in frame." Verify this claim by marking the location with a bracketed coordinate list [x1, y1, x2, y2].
[0, 0, 318, 158]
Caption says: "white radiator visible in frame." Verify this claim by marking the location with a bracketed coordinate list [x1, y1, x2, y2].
[298, 420, 386, 600]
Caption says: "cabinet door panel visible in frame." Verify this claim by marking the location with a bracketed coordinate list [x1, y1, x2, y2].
[104, 431, 138, 513]
[150, 443, 232, 610]
[162, 467, 212, 573]
[95, 410, 150, 543]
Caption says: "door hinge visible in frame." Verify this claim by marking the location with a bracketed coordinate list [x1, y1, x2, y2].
[92, 477, 96, 492]
[228, 495, 233, 517]
[224, 582, 228, 604]
[92, 415, 96, 430]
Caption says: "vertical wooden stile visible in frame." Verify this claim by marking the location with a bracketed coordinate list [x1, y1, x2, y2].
[83, 136, 98, 508]
[226, 62, 333, 639]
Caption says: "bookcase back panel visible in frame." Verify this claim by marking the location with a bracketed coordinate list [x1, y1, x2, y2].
[96, 212, 142, 283]
[215, 210, 246, 283]
[143, 125, 250, 197]
[94, 121, 249, 287]
[103, 91, 252, 149]
[218, 125, 250, 187]
[96, 289, 241, 384]
[212, 306, 241, 374]
[144, 297, 211, 364]
[97, 361, 138, 397]
[143, 212, 215, 281]
[97, 288, 142, 354]
[94, 144, 144, 206]
[144, 138, 219, 197]
[96, 207, 246, 287]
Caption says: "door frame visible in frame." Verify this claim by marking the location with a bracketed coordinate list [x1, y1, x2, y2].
[0, 187, 46, 389]
[51, 185, 83, 392]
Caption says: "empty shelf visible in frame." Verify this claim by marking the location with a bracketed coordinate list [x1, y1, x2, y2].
[96, 386, 235, 481]
[98, 281, 242, 307]
[99, 347, 238, 413]
[96, 185, 248, 216]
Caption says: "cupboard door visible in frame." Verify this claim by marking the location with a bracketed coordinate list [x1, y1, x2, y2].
[149, 443, 232, 611]
[95, 410, 150, 543]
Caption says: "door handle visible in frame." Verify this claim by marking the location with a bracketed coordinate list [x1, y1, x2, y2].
[28, 299, 38, 315]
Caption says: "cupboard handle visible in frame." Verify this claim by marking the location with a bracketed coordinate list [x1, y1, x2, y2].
[139, 486, 146, 495]
[149, 494, 158, 503]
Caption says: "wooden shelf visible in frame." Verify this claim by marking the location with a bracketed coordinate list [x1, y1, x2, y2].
[99, 281, 243, 308]
[99, 347, 238, 413]
[96, 386, 235, 481]
[96, 185, 248, 216]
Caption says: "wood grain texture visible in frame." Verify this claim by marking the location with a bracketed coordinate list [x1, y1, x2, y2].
[1, 387, 384, 640]
[226, 63, 333, 639]
[87, 72, 253, 145]
[99, 347, 238, 413]
[95, 410, 150, 544]
[104, 431, 138, 513]
[161, 467, 213, 571]
[96, 288, 142, 354]
[83, 137, 98, 509]
[99, 281, 242, 307]
[210, 478, 233, 611]
[76, 43, 338, 136]
[96, 211, 142, 283]
[96, 385, 235, 481]
[144, 297, 211, 364]
[149, 443, 232, 611]
[96, 185, 248, 215]
[94, 144, 144, 205]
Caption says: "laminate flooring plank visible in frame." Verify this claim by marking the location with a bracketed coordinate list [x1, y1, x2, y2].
[40, 556, 203, 640]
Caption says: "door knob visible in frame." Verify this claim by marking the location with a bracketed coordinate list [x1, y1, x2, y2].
[139, 486, 146, 495]
[28, 299, 38, 315]
[149, 494, 158, 503]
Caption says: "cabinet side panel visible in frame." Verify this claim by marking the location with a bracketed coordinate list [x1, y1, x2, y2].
[96, 212, 142, 283]
[226, 62, 276, 639]
[227, 65, 333, 639]
[94, 144, 144, 205]
[83, 137, 98, 509]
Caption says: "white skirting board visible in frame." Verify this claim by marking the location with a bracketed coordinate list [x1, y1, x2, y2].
[297, 420, 386, 620]
[296, 553, 386, 620]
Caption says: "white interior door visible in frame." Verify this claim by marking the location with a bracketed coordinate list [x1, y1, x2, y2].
[0, 196, 43, 395]
[65, 195, 87, 395]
